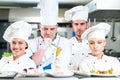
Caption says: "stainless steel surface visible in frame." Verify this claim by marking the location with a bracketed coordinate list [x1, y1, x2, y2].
[0, 0, 38, 7]
[0, 9, 9, 20]
[0, 0, 92, 8]
[59, 0, 92, 8]
[0, 0, 120, 22]
[86, 0, 120, 20]
[0, 76, 120, 80]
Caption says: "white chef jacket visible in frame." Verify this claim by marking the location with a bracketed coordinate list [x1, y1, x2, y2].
[0, 54, 36, 73]
[79, 54, 120, 74]
[26, 34, 71, 70]
[69, 37, 91, 70]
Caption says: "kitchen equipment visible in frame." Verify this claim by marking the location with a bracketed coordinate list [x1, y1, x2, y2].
[86, 0, 120, 20]
[111, 19, 117, 42]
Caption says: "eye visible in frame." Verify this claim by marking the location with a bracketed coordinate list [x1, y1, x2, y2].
[98, 41, 102, 44]
[89, 42, 94, 45]
[80, 23, 85, 25]
[12, 41, 16, 44]
[51, 28, 55, 30]
[90, 42, 94, 44]
[18, 41, 23, 44]
[74, 23, 79, 26]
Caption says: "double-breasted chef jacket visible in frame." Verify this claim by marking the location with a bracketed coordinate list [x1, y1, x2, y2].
[0, 54, 36, 73]
[26, 34, 71, 70]
[69, 37, 91, 70]
[79, 54, 120, 74]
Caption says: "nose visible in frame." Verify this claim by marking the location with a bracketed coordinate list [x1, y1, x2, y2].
[94, 43, 98, 49]
[46, 30, 51, 34]
[14, 43, 19, 48]
[77, 24, 82, 29]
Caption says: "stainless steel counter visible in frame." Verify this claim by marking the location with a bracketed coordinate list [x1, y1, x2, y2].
[14, 77, 120, 80]
[0, 76, 120, 80]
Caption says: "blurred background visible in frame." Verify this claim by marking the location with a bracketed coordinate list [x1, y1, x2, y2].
[0, 0, 120, 58]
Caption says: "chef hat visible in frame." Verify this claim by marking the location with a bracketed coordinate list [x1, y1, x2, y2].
[3, 20, 32, 45]
[81, 23, 111, 40]
[40, 0, 58, 25]
[64, 5, 89, 21]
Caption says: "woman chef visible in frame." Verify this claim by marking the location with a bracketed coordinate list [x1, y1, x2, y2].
[0, 21, 36, 73]
[26, 0, 71, 70]
[79, 23, 120, 74]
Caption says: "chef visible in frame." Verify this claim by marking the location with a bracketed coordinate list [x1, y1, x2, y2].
[79, 23, 120, 74]
[0, 21, 36, 73]
[26, 0, 71, 70]
[64, 6, 91, 70]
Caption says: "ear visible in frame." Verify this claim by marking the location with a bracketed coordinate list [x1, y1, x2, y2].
[103, 40, 106, 47]
[38, 24, 41, 29]
[25, 43, 28, 49]
[86, 22, 90, 29]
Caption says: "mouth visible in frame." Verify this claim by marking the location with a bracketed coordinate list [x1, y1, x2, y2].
[13, 48, 20, 53]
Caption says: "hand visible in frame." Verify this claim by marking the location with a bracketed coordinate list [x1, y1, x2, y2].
[41, 38, 52, 50]
[32, 48, 45, 66]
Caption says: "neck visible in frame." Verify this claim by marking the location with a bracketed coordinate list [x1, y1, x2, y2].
[13, 53, 25, 60]
[97, 52, 104, 59]
[76, 36, 82, 42]
[90, 52, 104, 59]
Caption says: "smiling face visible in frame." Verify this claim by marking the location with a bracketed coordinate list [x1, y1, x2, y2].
[39, 24, 57, 40]
[72, 20, 89, 40]
[89, 38, 106, 59]
[10, 38, 28, 60]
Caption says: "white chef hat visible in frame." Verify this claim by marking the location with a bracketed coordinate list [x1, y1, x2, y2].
[81, 23, 111, 40]
[40, 0, 58, 25]
[64, 5, 89, 21]
[3, 20, 32, 45]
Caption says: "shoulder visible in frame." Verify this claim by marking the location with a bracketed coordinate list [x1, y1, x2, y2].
[104, 55, 119, 61]
[28, 37, 40, 42]
[28, 37, 41, 46]
[56, 34, 69, 42]
[20, 55, 35, 64]
[0, 56, 12, 62]
[69, 37, 75, 41]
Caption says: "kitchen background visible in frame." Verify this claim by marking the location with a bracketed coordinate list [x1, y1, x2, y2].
[0, 0, 120, 58]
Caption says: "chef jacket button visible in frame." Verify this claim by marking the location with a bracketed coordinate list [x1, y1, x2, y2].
[105, 60, 107, 62]
[93, 62, 95, 64]
[72, 54, 75, 55]
[82, 53, 84, 55]
[69, 63, 72, 65]
[17, 62, 19, 64]
[7, 62, 9, 64]
[72, 44, 74, 46]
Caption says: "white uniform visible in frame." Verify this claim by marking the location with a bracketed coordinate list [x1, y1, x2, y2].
[0, 54, 36, 73]
[69, 37, 91, 70]
[79, 54, 120, 73]
[26, 34, 71, 70]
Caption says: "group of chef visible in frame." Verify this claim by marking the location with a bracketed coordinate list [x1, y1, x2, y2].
[0, 0, 120, 74]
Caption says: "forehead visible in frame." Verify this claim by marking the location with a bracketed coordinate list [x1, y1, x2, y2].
[73, 20, 87, 23]
[12, 38, 25, 42]
[89, 38, 105, 42]
[41, 25, 57, 29]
